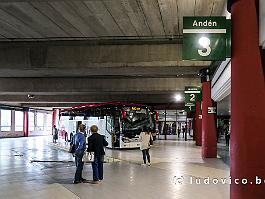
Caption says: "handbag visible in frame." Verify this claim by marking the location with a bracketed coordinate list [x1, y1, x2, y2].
[83, 152, 95, 162]
[88, 152, 95, 162]
[69, 144, 76, 154]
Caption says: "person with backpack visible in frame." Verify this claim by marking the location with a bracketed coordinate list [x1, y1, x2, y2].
[139, 126, 153, 166]
[87, 125, 108, 184]
[70, 124, 87, 184]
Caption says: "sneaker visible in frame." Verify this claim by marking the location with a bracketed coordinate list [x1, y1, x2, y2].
[73, 180, 80, 184]
[147, 163, 151, 166]
[81, 178, 87, 182]
[90, 180, 99, 184]
[141, 163, 146, 166]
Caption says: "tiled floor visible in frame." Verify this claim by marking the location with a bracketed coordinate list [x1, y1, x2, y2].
[0, 137, 229, 199]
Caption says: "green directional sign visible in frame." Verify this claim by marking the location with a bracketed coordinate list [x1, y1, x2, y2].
[183, 16, 230, 61]
[184, 86, 202, 112]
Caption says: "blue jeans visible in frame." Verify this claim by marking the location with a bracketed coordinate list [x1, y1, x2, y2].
[92, 155, 104, 181]
[142, 149, 150, 164]
[74, 151, 84, 182]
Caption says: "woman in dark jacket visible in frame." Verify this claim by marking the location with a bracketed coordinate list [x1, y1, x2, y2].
[87, 125, 108, 184]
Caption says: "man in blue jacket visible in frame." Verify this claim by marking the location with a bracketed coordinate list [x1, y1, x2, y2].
[71, 124, 86, 184]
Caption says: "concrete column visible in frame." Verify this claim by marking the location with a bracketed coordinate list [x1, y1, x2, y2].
[52, 108, 60, 127]
[200, 68, 217, 158]
[34, 111, 38, 131]
[11, 110, 15, 132]
[195, 101, 202, 146]
[231, 1, 265, 199]
[164, 108, 167, 140]
[23, 108, 29, 137]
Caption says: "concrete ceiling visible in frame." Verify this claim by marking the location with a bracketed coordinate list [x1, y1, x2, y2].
[0, 0, 226, 40]
[0, 0, 226, 107]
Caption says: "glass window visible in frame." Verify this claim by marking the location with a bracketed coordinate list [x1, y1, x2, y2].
[1, 110, 11, 131]
[29, 112, 35, 131]
[106, 116, 114, 133]
[45, 113, 52, 131]
[15, 111, 24, 131]
[36, 112, 44, 131]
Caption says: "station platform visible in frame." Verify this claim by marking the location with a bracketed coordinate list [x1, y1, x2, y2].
[0, 137, 229, 199]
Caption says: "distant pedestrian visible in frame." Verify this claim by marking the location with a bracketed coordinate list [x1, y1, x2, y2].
[52, 125, 58, 143]
[139, 126, 153, 166]
[87, 125, 108, 184]
[71, 124, 87, 184]
[177, 127, 181, 138]
[152, 130, 157, 141]
[69, 131, 74, 142]
[224, 124, 230, 146]
[217, 126, 221, 143]
[64, 130, 68, 142]
[182, 126, 186, 138]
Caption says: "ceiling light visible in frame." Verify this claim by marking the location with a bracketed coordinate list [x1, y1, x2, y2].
[27, 94, 35, 99]
[175, 94, 182, 102]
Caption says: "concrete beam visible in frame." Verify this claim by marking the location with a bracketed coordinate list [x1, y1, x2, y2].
[0, 77, 201, 94]
[19, 102, 186, 109]
[0, 43, 210, 77]
[0, 37, 182, 45]
[0, 66, 202, 78]
[0, 93, 181, 104]
[0, 77, 200, 104]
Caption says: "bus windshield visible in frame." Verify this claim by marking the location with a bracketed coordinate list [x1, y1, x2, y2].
[123, 107, 150, 132]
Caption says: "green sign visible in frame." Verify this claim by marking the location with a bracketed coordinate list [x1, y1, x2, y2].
[184, 86, 202, 112]
[183, 17, 230, 61]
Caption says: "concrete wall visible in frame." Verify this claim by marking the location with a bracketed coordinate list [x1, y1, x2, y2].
[0, 131, 23, 138]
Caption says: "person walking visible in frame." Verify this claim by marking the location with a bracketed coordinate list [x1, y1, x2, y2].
[64, 130, 68, 143]
[139, 126, 153, 166]
[52, 125, 58, 143]
[71, 124, 87, 184]
[224, 123, 231, 147]
[177, 127, 181, 138]
[182, 126, 186, 138]
[87, 125, 108, 184]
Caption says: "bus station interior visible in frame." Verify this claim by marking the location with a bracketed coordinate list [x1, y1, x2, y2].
[0, 0, 265, 199]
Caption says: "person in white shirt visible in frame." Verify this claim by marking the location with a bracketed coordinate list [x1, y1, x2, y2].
[139, 126, 153, 166]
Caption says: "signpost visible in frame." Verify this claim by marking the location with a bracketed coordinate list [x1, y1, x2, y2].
[183, 16, 230, 61]
[184, 87, 202, 112]
[227, 0, 232, 13]
[260, 0, 265, 49]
